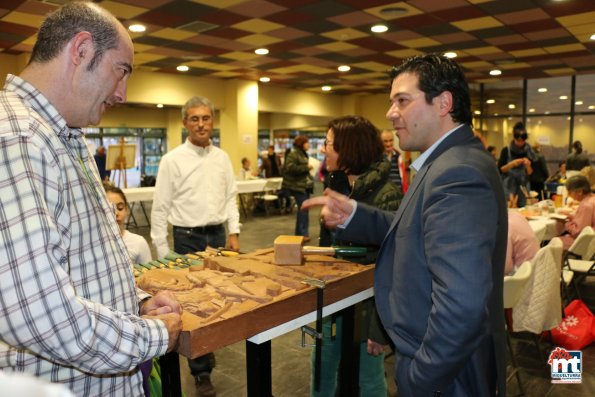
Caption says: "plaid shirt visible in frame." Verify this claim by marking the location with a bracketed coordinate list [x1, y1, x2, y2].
[0, 75, 168, 396]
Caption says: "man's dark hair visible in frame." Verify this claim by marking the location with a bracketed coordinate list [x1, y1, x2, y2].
[29, 1, 120, 72]
[572, 140, 583, 154]
[327, 115, 383, 175]
[389, 54, 472, 125]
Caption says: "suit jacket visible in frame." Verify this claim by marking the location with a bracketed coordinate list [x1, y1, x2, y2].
[340, 125, 507, 397]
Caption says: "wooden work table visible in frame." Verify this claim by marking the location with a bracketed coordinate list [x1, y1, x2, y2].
[140, 248, 375, 397]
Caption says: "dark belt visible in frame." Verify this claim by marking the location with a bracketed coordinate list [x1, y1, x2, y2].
[173, 224, 224, 234]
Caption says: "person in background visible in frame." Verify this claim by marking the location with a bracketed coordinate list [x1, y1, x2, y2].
[281, 135, 313, 241]
[546, 161, 567, 184]
[0, 2, 181, 395]
[239, 157, 259, 180]
[313, 116, 402, 397]
[260, 144, 282, 177]
[560, 175, 595, 250]
[303, 54, 507, 396]
[94, 145, 111, 181]
[580, 165, 595, 192]
[487, 145, 498, 162]
[498, 122, 535, 208]
[566, 140, 590, 171]
[505, 211, 540, 275]
[151, 95, 240, 397]
[105, 184, 152, 265]
[530, 143, 549, 200]
[380, 129, 408, 193]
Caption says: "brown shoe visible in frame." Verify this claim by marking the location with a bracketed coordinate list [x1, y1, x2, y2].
[195, 375, 216, 397]
[303, 236, 311, 243]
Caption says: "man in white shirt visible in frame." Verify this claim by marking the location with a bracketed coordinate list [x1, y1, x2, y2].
[151, 95, 240, 397]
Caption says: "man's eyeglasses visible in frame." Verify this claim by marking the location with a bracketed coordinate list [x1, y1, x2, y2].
[513, 132, 528, 140]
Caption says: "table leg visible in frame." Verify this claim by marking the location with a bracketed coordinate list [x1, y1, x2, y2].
[160, 352, 182, 397]
[338, 304, 361, 397]
[140, 201, 151, 226]
[127, 202, 138, 229]
[246, 340, 272, 397]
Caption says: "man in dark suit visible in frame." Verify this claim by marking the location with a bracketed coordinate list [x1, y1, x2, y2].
[303, 54, 507, 396]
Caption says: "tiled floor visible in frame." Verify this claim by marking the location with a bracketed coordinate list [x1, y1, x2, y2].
[130, 185, 594, 396]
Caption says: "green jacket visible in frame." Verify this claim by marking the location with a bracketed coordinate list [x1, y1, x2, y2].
[281, 146, 311, 193]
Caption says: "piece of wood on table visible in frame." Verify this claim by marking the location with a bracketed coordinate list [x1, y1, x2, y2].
[274, 235, 305, 265]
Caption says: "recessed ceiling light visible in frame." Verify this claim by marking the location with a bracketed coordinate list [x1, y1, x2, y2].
[176, 65, 189, 72]
[559, 95, 568, 100]
[128, 24, 146, 33]
[259, 77, 270, 83]
[371, 24, 388, 33]
[255, 48, 269, 55]
[156, 104, 163, 108]
[590, 34, 595, 40]
[508, 104, 516, 109]
[338, 65, 351, 72]
[575, 100, 583, 105]
[379, 7, 408, 17]
[486, 99, 495, 104]
[538, 87, 548, 93]
[589, 105, 595, 110]
[321, 86, 332, 92]
[489, 69, 502, 76]
[444, 52, 457, 59]
[474, 110, 481, 115]
[529, 108, 535, 113]
[545, 111, 551, 115]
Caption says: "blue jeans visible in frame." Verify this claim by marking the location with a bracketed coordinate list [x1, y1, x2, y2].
[310, 315, 387, 397]
[290, 190, 310, 237]
[173, 224, 226, 377]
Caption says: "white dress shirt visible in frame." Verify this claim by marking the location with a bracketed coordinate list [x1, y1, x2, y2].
[151, 139, 240, 258]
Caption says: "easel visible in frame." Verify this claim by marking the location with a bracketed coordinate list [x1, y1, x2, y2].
[115, 138, 128, 188]
[106, 140, 136, 189]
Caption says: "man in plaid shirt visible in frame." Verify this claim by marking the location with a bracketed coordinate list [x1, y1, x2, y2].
[0, 2, 181, 396]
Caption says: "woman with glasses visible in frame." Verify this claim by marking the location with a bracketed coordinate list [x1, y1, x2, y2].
[498, 122, 536, 208]
[311, 115, 403, 397]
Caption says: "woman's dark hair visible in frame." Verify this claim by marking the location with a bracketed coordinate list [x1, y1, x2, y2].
[566, 175, 591, 195]
[103, 183, 128, 207]
[327, 115, 383, 175]
[293, 135, 309, 149]
[512, 122, 528, 140]
[572, 140, 583, 154]
[389, 54, 472, 125]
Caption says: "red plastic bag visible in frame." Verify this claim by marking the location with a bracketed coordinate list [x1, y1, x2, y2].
[551, 300, 594, 350]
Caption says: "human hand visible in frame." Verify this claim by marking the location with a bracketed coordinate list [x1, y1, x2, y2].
[144, 312, 182, 352]
[301, 188, 355, 228]
[141, 290, 182, 316]
[226, 234, 240, 252]
[367, 339, 385, 356]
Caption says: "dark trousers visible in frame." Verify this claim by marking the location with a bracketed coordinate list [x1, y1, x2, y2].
[290, 190, 310, 237]
[173, 224, 226, 377]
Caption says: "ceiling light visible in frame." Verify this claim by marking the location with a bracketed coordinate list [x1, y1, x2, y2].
[176, 65, 189, 72]
[559, 95, 568, 100]
[508, 104, 516, 109]
[379, 7, 408, 18]
[128, 24, 146, 33]
[474, 110, 481, 115]
[575, 100, 583, 105]
[529, 108, 535, 113]
[259, 77, 270, 83]
[255, 48, 269, 55]
[590, 34, 595, 40]
[545, 111, 551, 115]
[156, 104, 163, 108]
[371, 24, 388, 33]
[338, 65, 351, 72]
[489, 69, 502, 76]
[321, 86, 332, 92]
[589, 105, 595, 110]
[486, 99, 495, 104]
[444, 52, 457, 59]
[538, 87, 547, 93]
